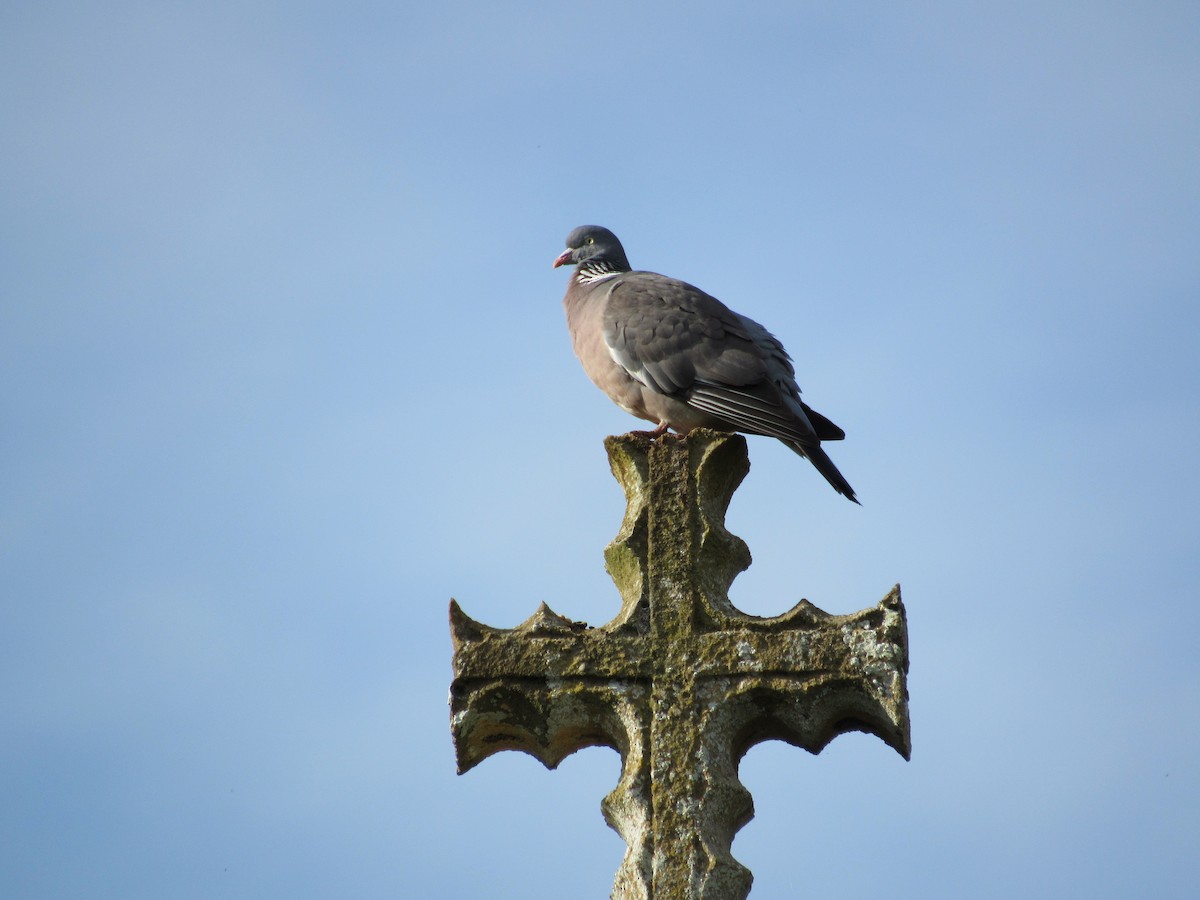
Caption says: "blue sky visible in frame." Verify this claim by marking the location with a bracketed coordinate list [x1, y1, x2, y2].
[2, 2, 1198, 897]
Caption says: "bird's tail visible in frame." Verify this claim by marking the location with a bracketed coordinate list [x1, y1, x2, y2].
[791, 441, 859, 504]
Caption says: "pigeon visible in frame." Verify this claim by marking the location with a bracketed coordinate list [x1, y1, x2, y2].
[555, 225, 858, 503]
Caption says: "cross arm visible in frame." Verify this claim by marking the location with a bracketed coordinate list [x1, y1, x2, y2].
[449, 600, 651, 774]
[690, 585, 911, 762]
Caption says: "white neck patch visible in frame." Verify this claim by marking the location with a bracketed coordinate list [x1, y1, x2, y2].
[576, 262, 623, 285]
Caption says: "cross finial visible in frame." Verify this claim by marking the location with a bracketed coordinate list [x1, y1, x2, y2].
[450, 430, 910, 899]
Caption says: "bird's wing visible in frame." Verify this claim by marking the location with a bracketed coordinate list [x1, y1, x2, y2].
[602, 273, 821, 447]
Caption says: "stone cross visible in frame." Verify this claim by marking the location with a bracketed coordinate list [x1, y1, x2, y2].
[449, 430, 910, 899]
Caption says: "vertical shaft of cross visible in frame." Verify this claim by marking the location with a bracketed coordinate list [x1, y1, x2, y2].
[639, 436, 757, 898]
[646, 439, 704, 894]
[646, 438, 696, 637]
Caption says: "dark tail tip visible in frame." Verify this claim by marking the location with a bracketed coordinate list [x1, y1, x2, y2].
[791, 441, 859, 504]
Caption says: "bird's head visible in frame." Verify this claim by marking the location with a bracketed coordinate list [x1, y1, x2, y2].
[553, 225, 632, 271]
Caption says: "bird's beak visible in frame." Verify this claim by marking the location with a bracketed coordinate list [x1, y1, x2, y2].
[552, 249, 573, 268]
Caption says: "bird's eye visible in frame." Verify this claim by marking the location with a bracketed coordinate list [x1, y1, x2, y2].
[586, 237, 595, 245]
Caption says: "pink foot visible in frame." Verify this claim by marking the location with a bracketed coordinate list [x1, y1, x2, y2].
[629, 423, 671, 440]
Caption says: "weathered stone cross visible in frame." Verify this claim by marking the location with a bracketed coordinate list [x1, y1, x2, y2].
[450, 430, 910, 899]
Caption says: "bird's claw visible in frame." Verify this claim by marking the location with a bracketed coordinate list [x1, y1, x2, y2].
[629, 424, 672, 441]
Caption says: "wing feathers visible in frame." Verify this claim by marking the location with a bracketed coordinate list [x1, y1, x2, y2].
[690, 382, 818, 447]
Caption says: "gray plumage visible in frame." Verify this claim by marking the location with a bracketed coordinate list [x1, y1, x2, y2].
[555, 225, 858, 503]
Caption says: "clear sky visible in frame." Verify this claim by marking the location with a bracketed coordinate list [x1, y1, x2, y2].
[3, 2, 1198, 897]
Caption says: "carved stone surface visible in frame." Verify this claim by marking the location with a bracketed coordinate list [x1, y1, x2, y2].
[450, 430, 910, 899]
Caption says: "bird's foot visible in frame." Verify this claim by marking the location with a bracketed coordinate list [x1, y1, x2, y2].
[629, 423, 672, 441]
